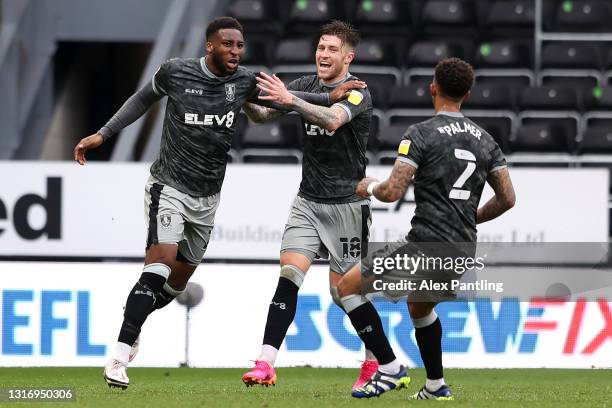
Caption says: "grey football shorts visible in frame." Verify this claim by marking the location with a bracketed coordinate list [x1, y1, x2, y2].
[281, 195, 371, 274]
[144, 175, 220, 266]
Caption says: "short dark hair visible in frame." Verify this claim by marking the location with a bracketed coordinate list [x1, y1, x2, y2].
[206, 16, 244, 40]
[434, 58, 475, 101]
[320, 20, 360, 49]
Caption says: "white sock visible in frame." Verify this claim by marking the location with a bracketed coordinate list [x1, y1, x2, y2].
[113, 342, 131, 364]
[378, 359, 401, 375]
[365, 349, 377, 361]
[259, 344, 278, 366]
[426, 377, 446, 391]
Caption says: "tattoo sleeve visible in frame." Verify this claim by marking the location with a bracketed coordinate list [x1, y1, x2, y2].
[374, 160, 417, 202]
[290, 95, 349, 131]
[476, 167, 516, 224]
[241, 102, 286, 123]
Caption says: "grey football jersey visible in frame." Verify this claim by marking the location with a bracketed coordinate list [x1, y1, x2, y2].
[150, 57, 257, 196]
[397, 112, 507, 243]
[287, 74, 372, 204]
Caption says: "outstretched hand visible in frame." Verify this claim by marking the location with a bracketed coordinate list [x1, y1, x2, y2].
[357, 176, 380, 198]
[74, 133, 104, 165]
[329, 80, 367, 104]
[256, 72, 294, 106]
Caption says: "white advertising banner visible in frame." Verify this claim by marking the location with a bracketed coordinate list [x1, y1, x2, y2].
[0, 162, 608, 259]
[0, 262, 610, 368]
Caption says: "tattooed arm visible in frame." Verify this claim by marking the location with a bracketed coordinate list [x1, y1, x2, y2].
[289, 98, 349, 131]
[241, 102, 285, 124]
[356, 160, 417, 202]
[476, 167, 516, 224]
[256, 72, 351, 131]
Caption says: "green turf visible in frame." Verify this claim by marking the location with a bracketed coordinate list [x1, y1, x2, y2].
[0, 367, 610, 407]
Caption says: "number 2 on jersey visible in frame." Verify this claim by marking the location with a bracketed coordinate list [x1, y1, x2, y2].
[449, 148, 476, 200]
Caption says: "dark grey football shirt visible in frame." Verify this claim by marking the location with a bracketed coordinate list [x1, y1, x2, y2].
[150, 57, 257, 197]
[397, 111, 507, 243]
[287, 73, 373, 204]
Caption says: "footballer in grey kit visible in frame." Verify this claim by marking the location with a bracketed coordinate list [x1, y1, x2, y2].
[242, 21, 381, 391]
[150, 56, 257, 197]
[284, 73, 372, 203]
[399, 112, 507, 244]
[336, 58, 516, 400]
[73, 17, 358, 390]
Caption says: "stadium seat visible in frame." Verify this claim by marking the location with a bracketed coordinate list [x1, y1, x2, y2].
[405, 40, 468, 69]
[227, 0, 282, 35]
[549, 0, 612, 32]
[420, 1, 478, 36]
[485, 0, 535, 28]
[241, 114, 302, 149]
[540, 73, 600, 110]
[240, 114, 303, 163]
[519, 86, 581, 111]
[241, 35, 274, 67]
[284, 0, 345, 35]
[541, 43, 602, 70]
[376, 123, 408, 164]
[584, 86, 612, 111]
[475, 72, 534, 107]
[388, 84, 432, 109]
[513, 116, 577, 153]
[465, 113, 514, 153]
[387, 113, 432, 126]
[273, 38, 317, 65]
[355, 38, 400, 66]
[578, 118, 612, 154]
[475, 40, 532, 69]
[353, 0, 412, 35]
[464, 83, 515, 110]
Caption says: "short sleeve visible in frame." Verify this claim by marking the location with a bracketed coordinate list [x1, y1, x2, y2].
[286, 77, 305, 92]
[332, 88, 370, 121]
[396, 125, 425, 168]
[152, 59, 174, 96]
[488, 142, 507, 174]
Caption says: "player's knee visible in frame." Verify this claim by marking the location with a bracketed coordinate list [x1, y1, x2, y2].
[339, 293, 368, 313]
[279, 264, 305, 288]
[408, 302, 435, 320]
[141, 263, 170, 286]
[337, 276, 359, 298]
[329, 286, 343, 309]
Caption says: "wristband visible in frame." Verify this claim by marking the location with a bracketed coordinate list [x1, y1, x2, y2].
[366, 181, 380, 196]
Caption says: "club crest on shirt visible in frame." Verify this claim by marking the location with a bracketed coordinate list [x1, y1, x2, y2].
[225, 83, 236, 102]
[160, 214, 172, 228]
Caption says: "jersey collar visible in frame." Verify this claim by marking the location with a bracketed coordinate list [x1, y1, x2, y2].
[320, 72, 351, 88]
[436, 111, 464, 117]
[200, 56, 230, 81]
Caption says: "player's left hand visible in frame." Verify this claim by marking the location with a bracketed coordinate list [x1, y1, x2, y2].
[329, 80, 367, 104]
[256, 72, 293, 106]
[357, 176, 379, 198]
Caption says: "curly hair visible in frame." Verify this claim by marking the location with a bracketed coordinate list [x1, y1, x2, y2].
[434, 58, 475, 101]
[206, 16, 244, 40]
[320, 20, 360, 49]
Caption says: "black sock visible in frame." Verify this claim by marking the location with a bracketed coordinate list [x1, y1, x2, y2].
[347, 302, 396, 364]
[118, 272, 166, 345]
[415, 317, 443, 380]
[262, 277, 299, 349]
[153, 286, 178, 311]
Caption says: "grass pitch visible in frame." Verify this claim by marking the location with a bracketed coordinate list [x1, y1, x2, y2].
[0, 367, 610, 407]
